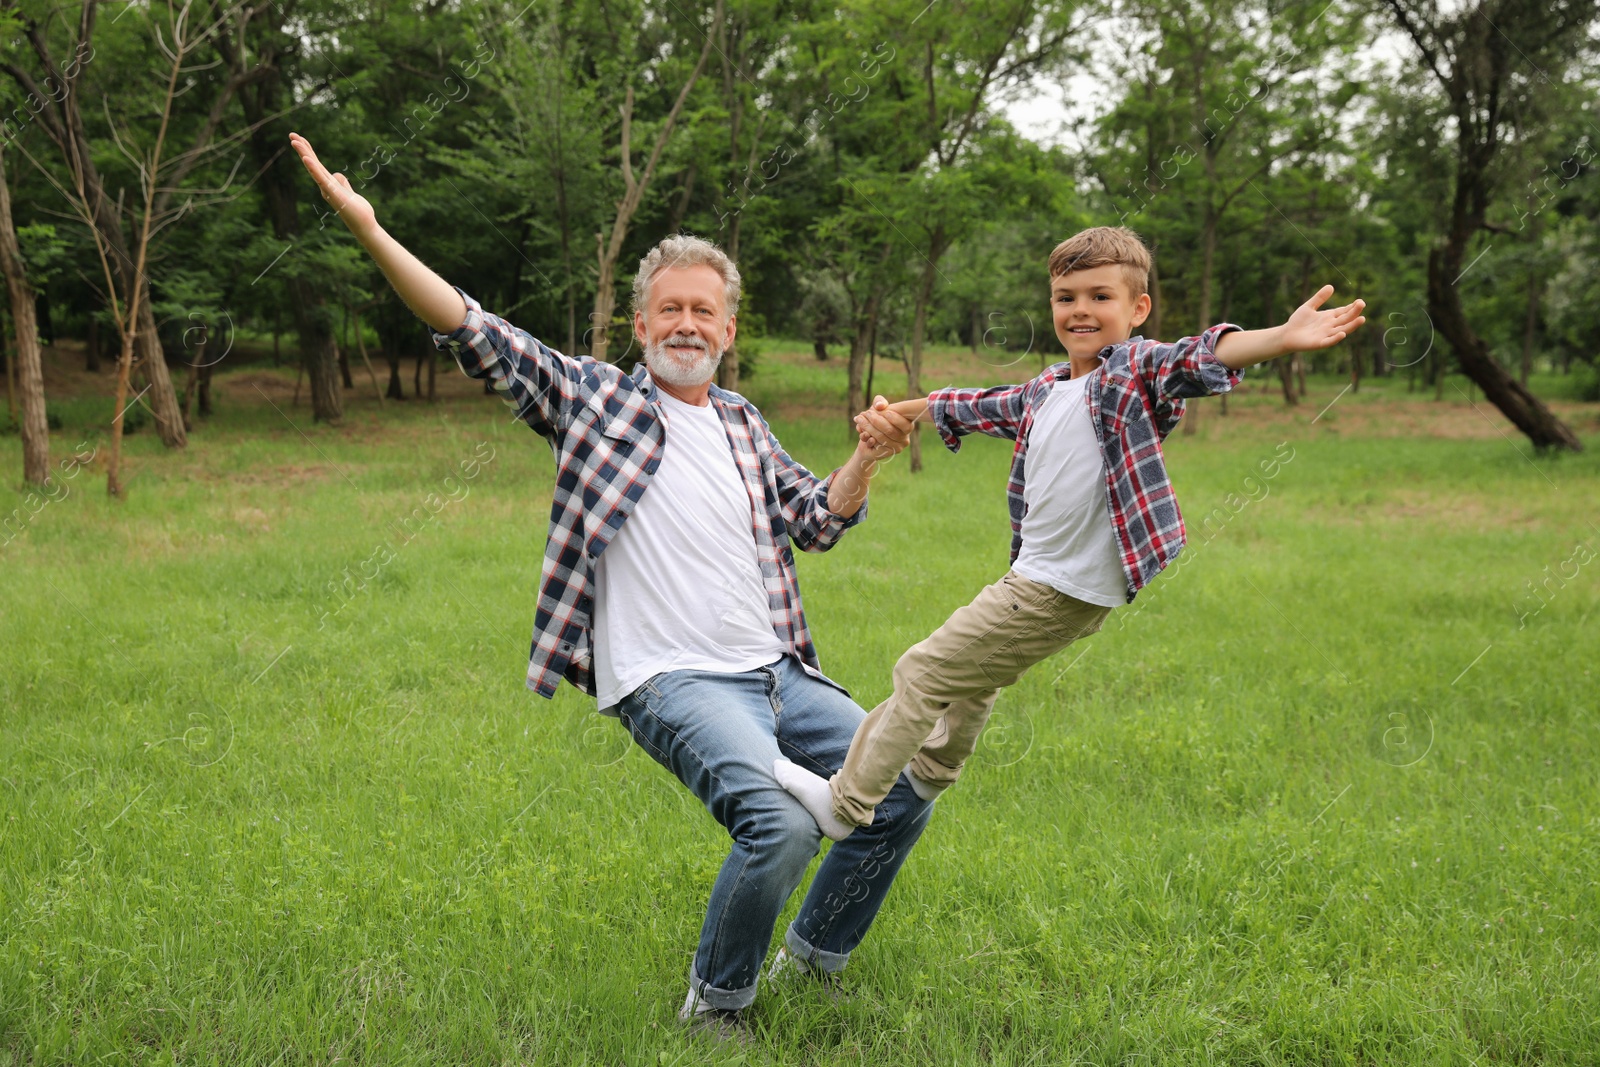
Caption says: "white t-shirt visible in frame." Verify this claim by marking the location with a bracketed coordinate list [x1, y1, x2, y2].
[591, 390, 786, 709]
[1012, 374, 1127, 608]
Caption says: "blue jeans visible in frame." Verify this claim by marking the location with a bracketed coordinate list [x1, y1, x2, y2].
[616, 655, 934, 1011]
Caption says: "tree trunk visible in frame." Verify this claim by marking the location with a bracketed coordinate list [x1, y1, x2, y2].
[1429, 244, 1577, 449]
[107, 330, 135, 497]
[197, 357, 213, 418]
[3, 311, 14, 422]
[0, 147, 49, 485]
[866, 318, 879, 410]
[847, 287, 884, 432]
[1261, 272, 1295, 406]
[590, 243, 619, 364]
[132, 300, 187, 446]
[386, 351, 405, 399]
[813, 338, 829, 361]
[375, 298, 408, 400]
[86, 314, 101, 372]
[351, 305, 384, 405]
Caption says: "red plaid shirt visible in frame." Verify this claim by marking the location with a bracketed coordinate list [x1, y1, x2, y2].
[927, 325, 1242, 603]
[432, 288, 864, 703]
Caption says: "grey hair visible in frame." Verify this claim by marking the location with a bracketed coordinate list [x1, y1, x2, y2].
[631, 234, 742, 319]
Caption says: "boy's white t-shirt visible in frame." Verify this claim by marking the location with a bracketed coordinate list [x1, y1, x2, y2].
[1012, 374, 1127, 608]
[591, 391, 785, 709]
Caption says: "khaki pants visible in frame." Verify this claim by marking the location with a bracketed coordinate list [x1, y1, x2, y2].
[830, 570, 1112, 827]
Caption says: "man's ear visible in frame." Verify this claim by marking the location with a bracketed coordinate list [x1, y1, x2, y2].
[722, 313, 738, 353]
[1130, 292, 1153, 330]
[633, 310, 648, 346]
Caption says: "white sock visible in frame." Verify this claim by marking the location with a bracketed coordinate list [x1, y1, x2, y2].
[904, 762, 949, 803]
[773, 758, 856, 841]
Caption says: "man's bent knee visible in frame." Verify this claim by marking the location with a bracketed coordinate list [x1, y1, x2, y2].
[732, 798, 822, 873]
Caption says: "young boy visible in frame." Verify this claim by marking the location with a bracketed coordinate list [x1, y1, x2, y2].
[775, 226, 1366, 840]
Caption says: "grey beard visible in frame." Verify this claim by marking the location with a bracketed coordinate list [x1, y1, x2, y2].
[644, 336, 723, 387]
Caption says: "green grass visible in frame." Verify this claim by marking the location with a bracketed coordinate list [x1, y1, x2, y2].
[2, 354, 1597, 1065]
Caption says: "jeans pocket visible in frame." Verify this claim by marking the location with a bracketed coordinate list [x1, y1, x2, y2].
[619, 698, 673, 770]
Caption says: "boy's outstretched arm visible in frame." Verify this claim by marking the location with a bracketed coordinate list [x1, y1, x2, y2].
[1216, 285, 1366, 370]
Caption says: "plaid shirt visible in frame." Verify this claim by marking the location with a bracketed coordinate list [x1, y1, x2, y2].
[432, 288, 864, 703]
[927, 325, 1242, 603]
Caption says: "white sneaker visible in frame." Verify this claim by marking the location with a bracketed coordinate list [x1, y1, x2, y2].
[767, 948, 846, 1002]
[678, 987, 749, 1042]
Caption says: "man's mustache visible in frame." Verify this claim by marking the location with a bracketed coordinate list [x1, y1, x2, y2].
[660, 333, 708, 351]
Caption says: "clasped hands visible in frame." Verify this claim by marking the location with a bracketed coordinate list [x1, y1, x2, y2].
[854, 395, 916, 460]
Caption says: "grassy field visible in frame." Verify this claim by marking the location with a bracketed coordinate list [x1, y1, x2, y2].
[2, 342, 1598, 1065]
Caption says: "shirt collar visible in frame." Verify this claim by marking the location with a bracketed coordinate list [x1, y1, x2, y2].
[1054, 336, 1143, 381]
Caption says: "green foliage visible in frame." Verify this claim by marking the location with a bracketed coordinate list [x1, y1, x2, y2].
[0, 403, 62, 434]
[1563, 361, 1600, 401]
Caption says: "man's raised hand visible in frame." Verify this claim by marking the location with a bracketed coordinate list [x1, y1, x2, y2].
[1281, 285, 1367, 353]
[289, 132, 377, 239]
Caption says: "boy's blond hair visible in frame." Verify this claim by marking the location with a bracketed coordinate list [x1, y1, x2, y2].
[1047, 226, 1152, 299]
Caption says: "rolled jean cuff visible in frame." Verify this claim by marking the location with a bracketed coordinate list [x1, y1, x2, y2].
[688, 961, 757, 1012]
[785, 923, 850, 975]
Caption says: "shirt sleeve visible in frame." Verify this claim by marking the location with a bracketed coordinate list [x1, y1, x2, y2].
[1132, 323, 1244, 402]
[752, 408, 865, 553]
[926, 381, 1031, 453]
[430, 286, 595, 439]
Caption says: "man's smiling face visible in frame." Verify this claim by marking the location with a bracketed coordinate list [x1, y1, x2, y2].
[1050, 264, 1153, 362]
[633, 264, 737, 388]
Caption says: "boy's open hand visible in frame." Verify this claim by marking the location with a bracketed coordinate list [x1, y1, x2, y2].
[1282, 285, 1366, 352]
[289, 132, 377, 238]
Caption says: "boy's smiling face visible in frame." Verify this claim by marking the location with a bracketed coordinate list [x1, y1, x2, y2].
[1051, 264, 1153, 366]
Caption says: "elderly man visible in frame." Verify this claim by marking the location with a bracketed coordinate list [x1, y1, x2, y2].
[290, 133, 932, 1035]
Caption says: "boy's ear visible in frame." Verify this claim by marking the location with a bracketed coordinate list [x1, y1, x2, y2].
[1130, 292, 1153, 330]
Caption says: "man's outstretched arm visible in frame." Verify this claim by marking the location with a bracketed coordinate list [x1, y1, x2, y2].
[290, 132, 592, 438]
[289, 132, 465, 333]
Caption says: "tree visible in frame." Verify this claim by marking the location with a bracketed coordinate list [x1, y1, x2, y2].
[1383, 0, 1594, 451]
[589, 0, 723, 364]
[0, 0, 192, 448]
[213, 0, 347, 424]
[0, 142, 46, 484]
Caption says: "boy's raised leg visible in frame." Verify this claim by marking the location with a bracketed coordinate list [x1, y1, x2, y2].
[905, 692, 1003, 797]
[829, 571, 1110, 828]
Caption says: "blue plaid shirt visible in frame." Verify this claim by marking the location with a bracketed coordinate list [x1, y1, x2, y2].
[928, 325, 1242, 602]
[432, 288, 864, 704]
